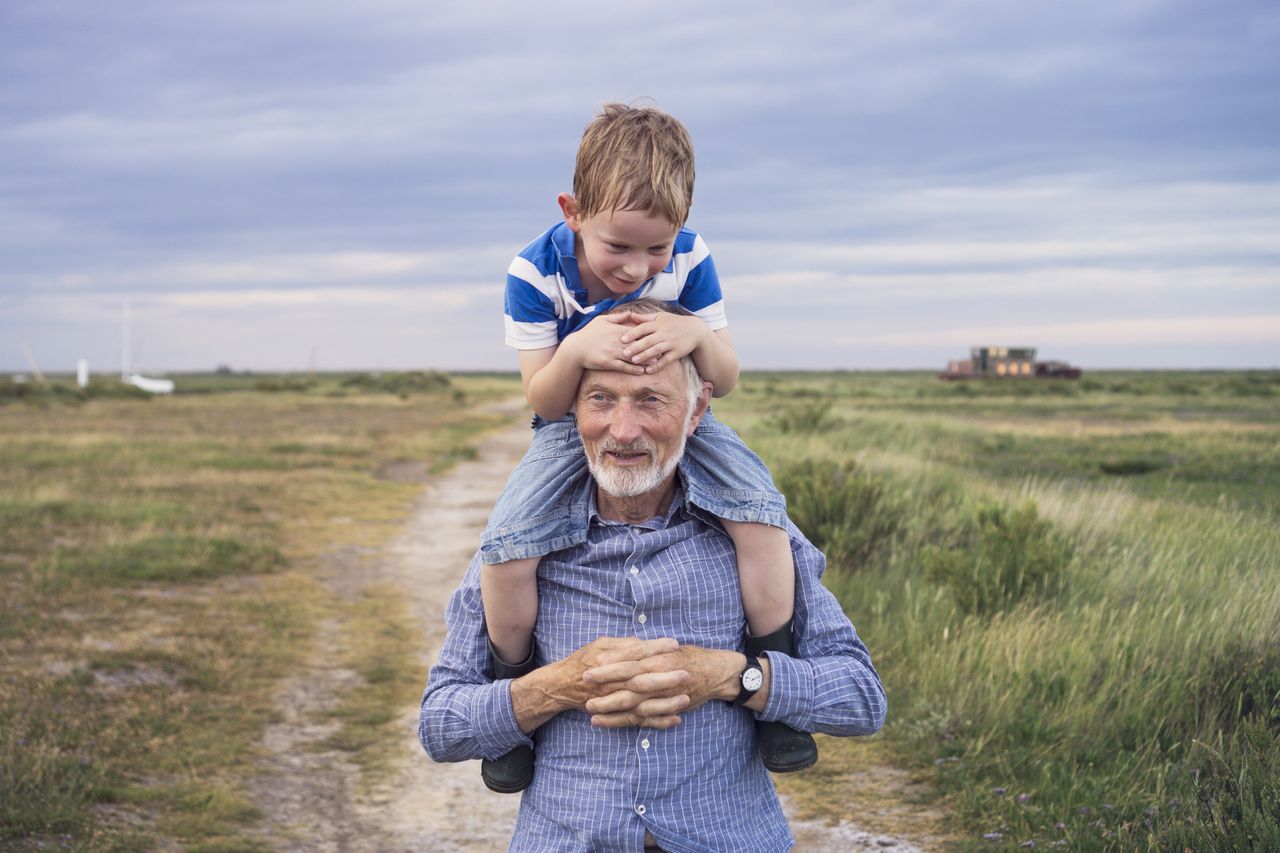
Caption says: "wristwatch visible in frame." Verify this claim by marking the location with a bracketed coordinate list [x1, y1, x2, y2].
[734, 655, 764, 705]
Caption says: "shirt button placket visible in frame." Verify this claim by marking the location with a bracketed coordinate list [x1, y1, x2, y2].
[627, 556, 646, 632]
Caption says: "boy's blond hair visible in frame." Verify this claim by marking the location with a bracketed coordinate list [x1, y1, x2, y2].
[573, 102, 695, 228]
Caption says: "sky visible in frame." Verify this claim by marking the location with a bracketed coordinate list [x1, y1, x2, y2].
[2, 0, 1278, 374]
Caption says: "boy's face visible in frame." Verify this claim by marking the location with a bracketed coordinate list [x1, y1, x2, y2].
[559, 193, 681, 299]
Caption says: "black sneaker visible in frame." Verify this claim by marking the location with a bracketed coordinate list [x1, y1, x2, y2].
[755, 719, 818, 773]
[481, 745, 535, 793]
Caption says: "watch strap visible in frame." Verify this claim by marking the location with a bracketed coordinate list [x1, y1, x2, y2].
[734, 655, 763, 705]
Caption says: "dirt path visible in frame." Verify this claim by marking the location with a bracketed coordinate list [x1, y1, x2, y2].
[251, 405, 938, 851]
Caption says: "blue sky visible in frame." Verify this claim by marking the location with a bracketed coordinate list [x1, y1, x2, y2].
[2, 0, 1277, 373]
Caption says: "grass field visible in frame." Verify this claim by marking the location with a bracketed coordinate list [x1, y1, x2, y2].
[0, 372, 514, 851]
[3, 369, 1277, 850]
[715, 369, 1280, 850]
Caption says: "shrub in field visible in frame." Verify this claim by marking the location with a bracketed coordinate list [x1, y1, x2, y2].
[253, 377, 317, 393]
[0, 378, 152, 405]
[1220, 372, 1279, 397]
[774, 458, 901, 572]
[922, 500, 1071, 614]
[767, 399, 841, 434]
[1198, 640, 1280, 732]
[1159, 719, 1280, 850]
[1098, 455, 1168, 476]
[340, 370, 454, 397]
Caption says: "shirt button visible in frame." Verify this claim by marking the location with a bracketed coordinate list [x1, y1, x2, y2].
[641, 738, 650, 749]
[629, 566, 640, 575]
[636, 804, 647, 816]
[637, 613, 647, 624]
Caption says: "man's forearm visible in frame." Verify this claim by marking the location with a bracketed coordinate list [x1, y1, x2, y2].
[684, 647, 768, 710]
[510, 660, 572, 733]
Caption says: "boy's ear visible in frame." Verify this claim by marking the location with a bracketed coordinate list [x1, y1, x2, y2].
[557, 193, 581, 232]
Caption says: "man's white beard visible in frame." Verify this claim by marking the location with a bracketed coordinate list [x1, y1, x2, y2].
[587, 431, 688, 499]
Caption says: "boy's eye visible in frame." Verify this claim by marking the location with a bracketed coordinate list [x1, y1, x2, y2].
[607, 243, 628, 252]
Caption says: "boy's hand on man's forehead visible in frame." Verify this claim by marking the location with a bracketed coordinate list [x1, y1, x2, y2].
[565, 313, 655, 376]
[618, 312, 708, 373]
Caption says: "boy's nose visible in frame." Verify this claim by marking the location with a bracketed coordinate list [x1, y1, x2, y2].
[621, 258, 647, 279]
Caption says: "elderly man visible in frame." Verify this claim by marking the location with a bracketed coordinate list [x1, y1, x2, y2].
[420, 302, 886, 852]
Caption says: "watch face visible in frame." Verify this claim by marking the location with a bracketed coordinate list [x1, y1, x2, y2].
[742, 666, 763, 692]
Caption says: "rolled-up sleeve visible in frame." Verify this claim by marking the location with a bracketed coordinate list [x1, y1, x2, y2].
[419, 555, 535, 762]
[756, 526, 888, 736]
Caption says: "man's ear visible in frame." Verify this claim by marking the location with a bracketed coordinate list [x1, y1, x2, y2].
[687, 380, 713, 436]
[557, 193, 581, 232]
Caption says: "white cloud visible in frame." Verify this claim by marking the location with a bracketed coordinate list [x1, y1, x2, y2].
[157, 285, 483, 311]
[3, 246, 512, 294]
[728, 265, 1280, 306]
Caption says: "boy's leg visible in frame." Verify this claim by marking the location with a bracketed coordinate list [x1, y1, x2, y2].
[722, 520, 793, 636]
[478, 557, 540, 793]
[722, 520, 818, 774]
[480, 557, 540, 665]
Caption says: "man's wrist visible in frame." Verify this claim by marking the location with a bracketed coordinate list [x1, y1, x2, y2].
[719, 651, 749, 703]
[722, 651, 771, 712]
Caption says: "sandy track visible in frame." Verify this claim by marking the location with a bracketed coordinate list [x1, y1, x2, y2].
[251, 405, 928, 851]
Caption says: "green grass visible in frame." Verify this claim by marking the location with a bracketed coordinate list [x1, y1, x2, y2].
[718, 370, 1280, 850]
[0, 373, 517, 849]
[8, 367, 1275, 849]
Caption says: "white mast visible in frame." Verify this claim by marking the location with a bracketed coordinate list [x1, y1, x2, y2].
[121, 298, 130, 381]
[120, 297, 174, 394]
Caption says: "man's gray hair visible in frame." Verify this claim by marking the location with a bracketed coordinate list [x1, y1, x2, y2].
[602, 299, 704, 410]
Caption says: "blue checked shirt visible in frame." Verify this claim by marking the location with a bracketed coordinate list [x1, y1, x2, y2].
[420, 478, 887, 852]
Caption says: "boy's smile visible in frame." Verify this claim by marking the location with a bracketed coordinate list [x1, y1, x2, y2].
[558, 193, 681, 303]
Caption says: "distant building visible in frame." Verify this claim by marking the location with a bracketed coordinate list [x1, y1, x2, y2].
[940, 346, 1081, 380]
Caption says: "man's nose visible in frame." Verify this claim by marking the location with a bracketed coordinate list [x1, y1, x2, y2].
[609, 403, 642, 444]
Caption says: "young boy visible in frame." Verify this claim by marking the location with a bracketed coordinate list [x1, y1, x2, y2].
[479, 103, 817, 793]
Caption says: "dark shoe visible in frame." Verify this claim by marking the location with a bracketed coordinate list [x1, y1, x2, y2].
[480, 644, 536, 793]
[747, 620, 819, 773]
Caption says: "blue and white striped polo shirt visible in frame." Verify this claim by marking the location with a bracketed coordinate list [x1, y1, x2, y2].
[503, 221, 729, 351]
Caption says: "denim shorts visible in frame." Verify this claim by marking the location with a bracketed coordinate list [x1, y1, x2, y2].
[479, 410, 788, 565]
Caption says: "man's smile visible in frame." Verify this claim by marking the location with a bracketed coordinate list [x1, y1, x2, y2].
[603, 445, 652, 466]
